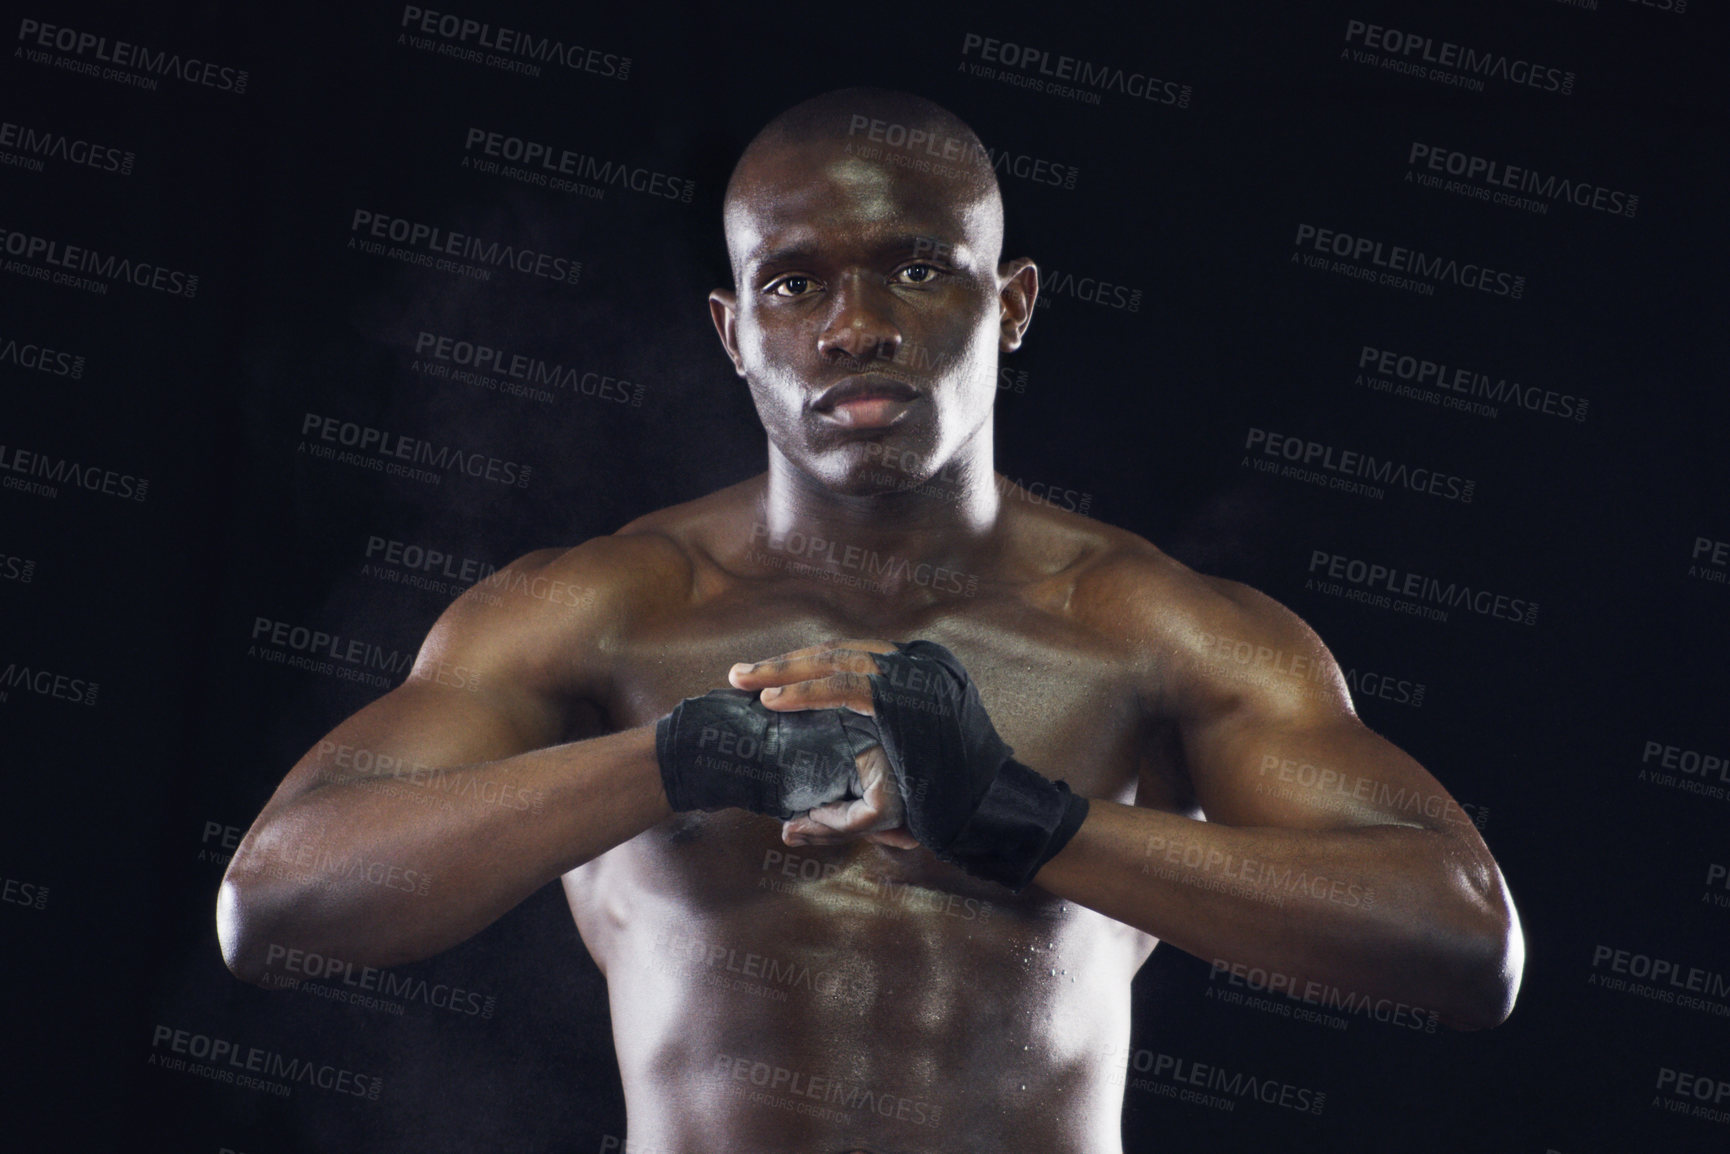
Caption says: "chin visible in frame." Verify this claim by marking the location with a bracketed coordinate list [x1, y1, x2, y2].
[838, 451, 968, 504]
[825, 460, 924, 498]
[792, 438, 915, 496]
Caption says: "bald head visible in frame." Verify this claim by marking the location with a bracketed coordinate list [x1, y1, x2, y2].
[722, 88, 1004, 285]
[705, 88, 1040, 498]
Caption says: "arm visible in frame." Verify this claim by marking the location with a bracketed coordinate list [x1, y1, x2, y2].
[217, 542, 679, 983]
[1035, 576, 1523, 1030]
[731, 580, 1523, 1029]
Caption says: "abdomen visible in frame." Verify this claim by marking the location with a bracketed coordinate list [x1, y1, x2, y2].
[571, 812, 1151, 1154]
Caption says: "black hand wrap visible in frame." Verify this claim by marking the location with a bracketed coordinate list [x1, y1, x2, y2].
[867, 640, 1089, 892]
[656, 688, 881, 819]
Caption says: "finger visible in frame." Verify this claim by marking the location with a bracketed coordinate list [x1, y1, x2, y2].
[782, 815, 861, 847]
[729, 641, 896, 688]
[782, 821, 919, 850]
[783, 739, 903, 847]
[741, 638, 900, 665]
[782, 791, 895, 843]
[783, 807, 853, 840]
[757, 671, 875, 713]
[802, 795, 888, 834]
[731, 652, 881, 691]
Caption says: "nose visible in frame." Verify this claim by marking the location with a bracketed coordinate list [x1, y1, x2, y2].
[817, 272, 902, 364]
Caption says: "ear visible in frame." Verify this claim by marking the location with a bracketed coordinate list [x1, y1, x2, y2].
[996, 258, 1038, 353]
[709, 289, 747, 378]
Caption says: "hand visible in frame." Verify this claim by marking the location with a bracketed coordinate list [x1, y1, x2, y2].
[782, 742, 919, 850]
[653, 684, 880, 819]
[735, 638, 1090, 891]
[729, 640, 918, 850]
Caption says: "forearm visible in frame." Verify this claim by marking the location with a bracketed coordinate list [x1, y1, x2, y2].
[1034, 801, 1520, 1028]
[219, 726, 668, 979]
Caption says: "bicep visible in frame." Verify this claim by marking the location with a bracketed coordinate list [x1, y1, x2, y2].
[1169, 581, 1476, 838]
[1184, 710, 1473, 836]
[264, 675, 567, 813]
[256, 555, 594, 820]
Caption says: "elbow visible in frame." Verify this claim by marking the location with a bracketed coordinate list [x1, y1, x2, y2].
[1438, 880, 1526, 1031]
[1439, 952, 1522, 1031]
[217, 855, 411, 980]
[216, 875, 264, 985]
[216, 871, 282, 987]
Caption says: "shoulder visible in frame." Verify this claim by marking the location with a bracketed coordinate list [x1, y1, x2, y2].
[415, 484, 757, 687]
[1039, 510, 1352, 723]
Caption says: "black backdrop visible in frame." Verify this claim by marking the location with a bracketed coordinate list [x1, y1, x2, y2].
[3, 2, 1727, 1151]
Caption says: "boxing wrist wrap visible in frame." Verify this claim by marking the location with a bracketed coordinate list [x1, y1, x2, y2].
[867, 640, 1090, 892]
[655, 688, 880, 819]
[941, 758, 1090, 891]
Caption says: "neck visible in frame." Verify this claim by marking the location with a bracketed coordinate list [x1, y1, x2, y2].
[759, 426, 1003, 573]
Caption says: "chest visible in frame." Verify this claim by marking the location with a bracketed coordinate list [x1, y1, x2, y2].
[563, 574, 1166, 979]
[597, 581, 1149, 801]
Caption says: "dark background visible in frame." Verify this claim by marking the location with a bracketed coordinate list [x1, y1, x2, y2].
[3, 1, 1726, 1151]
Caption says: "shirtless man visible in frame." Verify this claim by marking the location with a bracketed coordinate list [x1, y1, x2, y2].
[218, 89, 1523, 1153]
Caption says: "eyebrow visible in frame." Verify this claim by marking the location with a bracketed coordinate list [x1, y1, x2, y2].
[749, 235, 968, 272]
[752, 244, 819, 270]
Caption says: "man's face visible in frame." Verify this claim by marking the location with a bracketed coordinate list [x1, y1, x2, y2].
[711, 134, 1034, 495]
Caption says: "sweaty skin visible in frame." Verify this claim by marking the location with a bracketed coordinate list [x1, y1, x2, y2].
[219, 90, 1522, 1154]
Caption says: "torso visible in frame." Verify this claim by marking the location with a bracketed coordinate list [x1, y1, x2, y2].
[556, 480, 1195, 1154]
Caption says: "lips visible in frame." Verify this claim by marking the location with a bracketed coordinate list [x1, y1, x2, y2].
[812, 374, 921, 413]
[811, 374, 923, 431]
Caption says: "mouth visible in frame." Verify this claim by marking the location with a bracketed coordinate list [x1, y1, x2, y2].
[811, 374, 923, 430]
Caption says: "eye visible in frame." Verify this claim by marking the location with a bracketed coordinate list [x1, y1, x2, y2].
[895, 263, 938, 285]
[767, 275, 819, 297]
